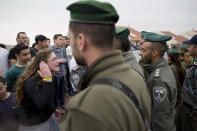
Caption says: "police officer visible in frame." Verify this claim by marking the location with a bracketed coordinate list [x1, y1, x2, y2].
[168, 48, 185, 106]
[177, 34, 197, 131]
[180, 43, 193, 70]
[64, 0, 151, 131]
[140, 31, 177, 131]
[114, 28, 144, 78]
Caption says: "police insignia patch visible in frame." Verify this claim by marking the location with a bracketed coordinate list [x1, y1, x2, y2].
[70, 69, 81, 92]
[71, 73, 80, 87]
[153, 86, 167, 103]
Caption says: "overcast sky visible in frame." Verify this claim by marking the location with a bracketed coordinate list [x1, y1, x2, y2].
[0, 0, 197, 45]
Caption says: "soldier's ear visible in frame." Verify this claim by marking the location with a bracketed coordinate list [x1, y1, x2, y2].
[77, 33, 87, 52]
[152, 49, 158, 57]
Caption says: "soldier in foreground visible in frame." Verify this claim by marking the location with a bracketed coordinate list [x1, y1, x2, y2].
[140, 31, 177, 131]
[64, 0, 151, 131]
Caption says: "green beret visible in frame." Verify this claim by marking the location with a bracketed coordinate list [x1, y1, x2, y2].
[168, 48, 180, 57]
[180, 44, 188, 51]
[141, 31, 172, 46]
[116, 28, 130, 40]
[66, 0, 119, 24]
[169, 48, 180, 54]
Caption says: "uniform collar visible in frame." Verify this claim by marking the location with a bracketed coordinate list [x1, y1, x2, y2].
[122, 51, 135, 62]
[144, 59, 168, 74]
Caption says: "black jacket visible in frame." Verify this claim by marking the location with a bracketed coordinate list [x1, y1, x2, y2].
[18, 77, 56, 126]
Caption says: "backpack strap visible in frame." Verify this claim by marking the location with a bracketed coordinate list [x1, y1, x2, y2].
[89, 77, 147, 128]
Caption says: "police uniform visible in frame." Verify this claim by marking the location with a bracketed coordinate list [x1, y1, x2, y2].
[177, 34, 197, 131]
[168, 48, 184, 105]
[141, 31, 177, 131]
[64, 1, 151, 131]
[180, 44, 192, 70]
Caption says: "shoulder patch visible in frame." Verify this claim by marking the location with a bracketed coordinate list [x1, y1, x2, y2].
[70, 70, 81, 92]
[153, 86, 167, 103]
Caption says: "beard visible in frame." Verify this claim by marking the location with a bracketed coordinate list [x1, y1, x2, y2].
[72, 42, 86, 66]
[74, 54, 86, 66]
[189, 51, 195, 57]
[141, 53, 153, 64]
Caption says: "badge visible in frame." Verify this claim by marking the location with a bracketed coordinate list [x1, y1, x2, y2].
[71, 73, 80, 87]
[153, 86, 167, 103]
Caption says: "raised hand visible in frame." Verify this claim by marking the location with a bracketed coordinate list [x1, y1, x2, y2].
[37, 61, 52, 79]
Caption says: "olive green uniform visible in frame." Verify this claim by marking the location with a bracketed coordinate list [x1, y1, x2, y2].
[122, 51, 145, 79]
[143, 59, 177, 131]
[169, 63, 183, 105]
[65, 51, 151, 131]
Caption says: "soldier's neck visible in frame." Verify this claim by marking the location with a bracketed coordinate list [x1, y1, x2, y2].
[152, 57, 163, 63]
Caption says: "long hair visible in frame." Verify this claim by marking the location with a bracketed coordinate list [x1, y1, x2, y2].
[16, 48, 52, 105]
[168, 53, 185, 85]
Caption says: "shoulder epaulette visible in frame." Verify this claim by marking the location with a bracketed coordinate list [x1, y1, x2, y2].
[154, 69, 160, 78]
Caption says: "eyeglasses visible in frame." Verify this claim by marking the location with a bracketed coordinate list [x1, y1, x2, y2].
[48, 57, 58, 62]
